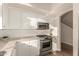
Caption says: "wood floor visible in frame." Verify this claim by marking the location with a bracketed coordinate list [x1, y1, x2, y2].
[48, 49, 73, 56]
[48, 42, 73, 56]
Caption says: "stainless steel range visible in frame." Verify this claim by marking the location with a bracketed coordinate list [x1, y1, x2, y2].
[37, 35, 52, 56]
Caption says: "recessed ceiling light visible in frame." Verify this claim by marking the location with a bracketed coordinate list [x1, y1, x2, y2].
[20, 3, 32, 7]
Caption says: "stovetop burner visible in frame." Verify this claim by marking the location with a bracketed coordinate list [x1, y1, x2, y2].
[36, 35, 52, 40]
[36, 35, 48, 37]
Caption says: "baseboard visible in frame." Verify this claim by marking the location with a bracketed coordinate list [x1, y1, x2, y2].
[61, 41, 73, 46]
[61, 42, 73, 50]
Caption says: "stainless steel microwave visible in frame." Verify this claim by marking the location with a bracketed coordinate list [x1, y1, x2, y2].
[37, 22, 49, 30]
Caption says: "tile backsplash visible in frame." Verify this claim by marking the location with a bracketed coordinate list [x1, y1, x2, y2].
[0, 29, 50, 38]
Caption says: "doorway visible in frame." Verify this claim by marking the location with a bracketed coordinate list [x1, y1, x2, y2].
[60, 10, 73, 56]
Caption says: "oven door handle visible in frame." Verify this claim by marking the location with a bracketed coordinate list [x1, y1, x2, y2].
[40, 40, 52, 43]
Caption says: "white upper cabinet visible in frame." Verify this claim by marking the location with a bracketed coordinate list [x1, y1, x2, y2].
[21, 11, 36, 29]
[3, 4, 22, 29]
[8, 7, 22, 29]
[2, 3, 47, 29]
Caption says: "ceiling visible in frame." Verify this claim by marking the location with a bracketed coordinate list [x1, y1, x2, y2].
[25, 3, 73, 18]
[30, 3, 62, 12]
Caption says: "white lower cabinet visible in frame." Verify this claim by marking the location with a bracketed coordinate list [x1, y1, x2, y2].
[29, 39, 40, 56]
[15, 38, 40, 56]
[16, 40, 30, 56]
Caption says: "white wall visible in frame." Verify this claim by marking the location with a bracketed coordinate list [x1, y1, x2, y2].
[73, 3, 79, 56]
[61, 23, 73, 45]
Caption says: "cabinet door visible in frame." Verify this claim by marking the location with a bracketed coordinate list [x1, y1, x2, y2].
[22, 11, 39, 29]
[16, 41, 30, 56]
[3, 4, 9, 29]
[29, 39, 40, 56]
[22, 12, 33, 29]
[8, 7, 22, 29]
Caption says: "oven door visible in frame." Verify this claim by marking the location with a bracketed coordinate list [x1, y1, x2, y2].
[40, 40, 52, 52]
